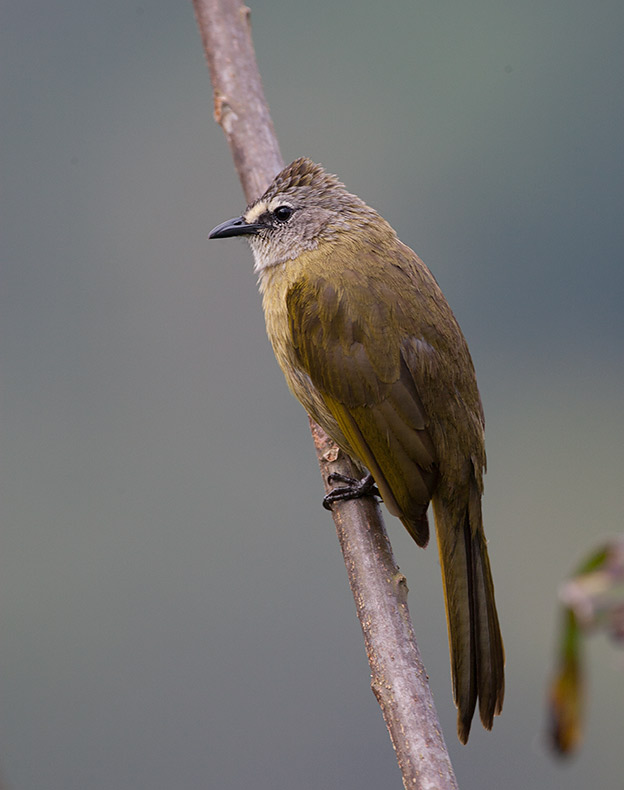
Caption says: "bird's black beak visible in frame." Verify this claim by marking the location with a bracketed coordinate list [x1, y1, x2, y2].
[208, 216, 262, 239]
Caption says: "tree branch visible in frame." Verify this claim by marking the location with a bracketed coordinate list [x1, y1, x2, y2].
[192, 2, 458, 786]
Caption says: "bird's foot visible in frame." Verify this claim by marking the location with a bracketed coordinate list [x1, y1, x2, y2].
[322, 472, 380, 511]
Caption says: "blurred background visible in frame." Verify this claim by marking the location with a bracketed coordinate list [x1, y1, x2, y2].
[2, 1, 623, 788]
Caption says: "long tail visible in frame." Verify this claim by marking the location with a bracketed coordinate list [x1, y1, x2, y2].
[432, 492, 505, 744]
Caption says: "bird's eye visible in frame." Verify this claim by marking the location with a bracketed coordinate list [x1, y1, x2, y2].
[273, 205, 293, 222]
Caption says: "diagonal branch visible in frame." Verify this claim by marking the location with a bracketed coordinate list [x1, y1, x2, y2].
[192, 1, 458, 787]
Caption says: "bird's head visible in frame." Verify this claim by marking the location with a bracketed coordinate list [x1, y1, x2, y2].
[209, 158, 387, 272]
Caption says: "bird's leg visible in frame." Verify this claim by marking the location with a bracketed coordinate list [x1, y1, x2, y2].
[323, 472, 381, 510]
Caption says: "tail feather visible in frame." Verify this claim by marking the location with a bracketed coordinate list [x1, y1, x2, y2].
[472, 528, 505, 729]
[432, 494, 504, 744]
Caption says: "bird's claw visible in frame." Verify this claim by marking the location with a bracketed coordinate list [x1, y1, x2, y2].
[323, 472, 380, 510]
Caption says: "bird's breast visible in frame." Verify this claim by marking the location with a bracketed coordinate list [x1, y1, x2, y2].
[256, 250, 357, 454]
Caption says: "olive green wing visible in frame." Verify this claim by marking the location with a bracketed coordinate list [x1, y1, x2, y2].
[286, 272, 438, 546]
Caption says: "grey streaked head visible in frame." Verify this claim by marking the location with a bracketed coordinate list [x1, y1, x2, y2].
[209, 158, 387, 272]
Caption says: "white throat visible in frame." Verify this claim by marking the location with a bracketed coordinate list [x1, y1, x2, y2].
[249, 235, 318, 275]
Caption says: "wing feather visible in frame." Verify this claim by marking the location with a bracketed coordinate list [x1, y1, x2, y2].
[286, 271, 439, 545]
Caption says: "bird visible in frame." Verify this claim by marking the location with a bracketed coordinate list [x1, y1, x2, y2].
[209, 157, 504, 743]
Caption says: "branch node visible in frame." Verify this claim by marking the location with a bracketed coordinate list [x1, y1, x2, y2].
[213, 93, 238, 134]
[322, 444, 340, 463]
[393, 570, 409, 599]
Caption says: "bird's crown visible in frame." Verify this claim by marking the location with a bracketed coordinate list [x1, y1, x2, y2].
[259, 158, 345, 204]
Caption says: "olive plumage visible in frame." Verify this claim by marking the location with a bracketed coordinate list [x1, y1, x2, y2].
[209, 158, 504, 743]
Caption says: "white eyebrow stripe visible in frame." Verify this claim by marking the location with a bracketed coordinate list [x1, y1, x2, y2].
[245, 202, 268, 223]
